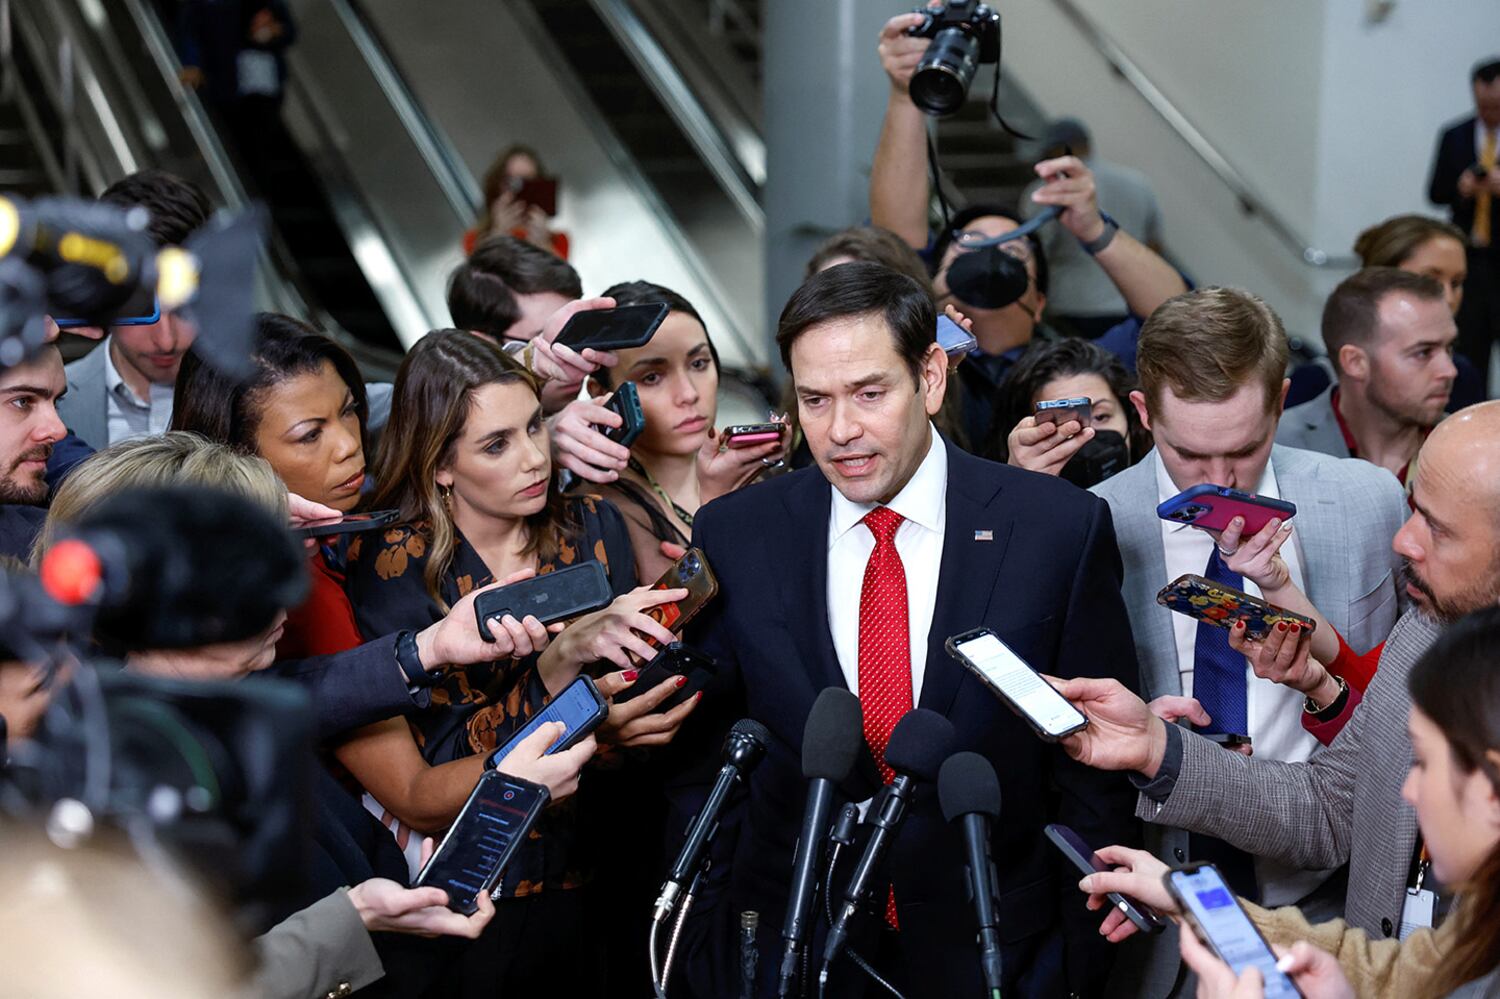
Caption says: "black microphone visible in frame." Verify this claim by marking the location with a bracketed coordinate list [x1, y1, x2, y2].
[821, 708, 955, 979]
[777, 688, 864, 997]
[939, 752, 1004, 995]
[654, 718, 770, 923]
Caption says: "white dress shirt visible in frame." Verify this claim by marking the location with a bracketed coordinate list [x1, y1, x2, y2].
[1155, 453, 1325, 905]
[827, 428, 947, 705]
[103, 341, 175, 445]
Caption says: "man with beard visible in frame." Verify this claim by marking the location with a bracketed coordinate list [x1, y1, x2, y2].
[1278, 268, 1457, 485]
[0, 344, 66, 557]
[1050, 400, 1500, 947]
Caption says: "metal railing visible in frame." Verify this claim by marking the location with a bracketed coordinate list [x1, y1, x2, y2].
[1049, 0, 1359, 268]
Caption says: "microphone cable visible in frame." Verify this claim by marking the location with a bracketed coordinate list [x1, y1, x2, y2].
[816, 802, 907, 999]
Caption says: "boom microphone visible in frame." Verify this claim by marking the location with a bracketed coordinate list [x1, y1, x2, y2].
[777, 688, 864, 997]
[821, 708, 955, 980]
[654, 718, 770, 923]
[939, 752, 1004, 995]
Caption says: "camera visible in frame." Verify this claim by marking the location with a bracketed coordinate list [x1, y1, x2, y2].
[906, 0, 1002, 117]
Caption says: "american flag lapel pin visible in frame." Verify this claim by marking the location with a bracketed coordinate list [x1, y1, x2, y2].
[974, 529, 994, 542]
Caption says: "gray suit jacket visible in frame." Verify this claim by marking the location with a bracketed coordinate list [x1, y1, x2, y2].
[247, 888, 384, 999]
[57, 342, 110, 452]
[1276, 386, 1351, 460]
[1140, 608, 1442, 940]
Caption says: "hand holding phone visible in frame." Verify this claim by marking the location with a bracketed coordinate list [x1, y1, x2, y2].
[1165, 863, 1304, 997]
[1045, 825, 1167, 935]
[486, 674, 609, 767]
[612, 641, 714, 710]
[1157, 484, 1296, 537]
[1156, 574, 1315, 641]
[595, 381, 645, 447]
[555, 303, 668, 351]
[1035, 397, 1092, 429]
[937, 313, 978, 359]
[641, 548, 719, 651]
[413, 770, 549, 913]
[472, 561, 614, 641]
[294, 508, 399, 539]
[721, 422, 786, 449]
[945, 628, 1087, 741]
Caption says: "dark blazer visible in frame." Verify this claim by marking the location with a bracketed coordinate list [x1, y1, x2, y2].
[1429, 115, 1496, 235]
[673, 439, 1144, 998]
[266, 634, 425, 744]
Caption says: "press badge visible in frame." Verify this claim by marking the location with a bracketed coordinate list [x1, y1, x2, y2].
[1398, 887, 1436, 939]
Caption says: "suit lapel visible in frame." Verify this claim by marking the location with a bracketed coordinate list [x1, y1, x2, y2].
[919, 444, 1010, 717]
[776, 469, 845, 694]
[1107, 456, 1178, 699]
[1272, 448, 1348, 632]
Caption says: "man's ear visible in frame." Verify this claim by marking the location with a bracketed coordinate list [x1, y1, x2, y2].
[920, 342, 948, 418]
[1129, 388, 1152, 432]
[1276, 377, 1290, 416]
[1339, 344, 1370, 384]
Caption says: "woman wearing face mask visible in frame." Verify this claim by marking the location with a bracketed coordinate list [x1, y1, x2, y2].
[342, 331, 697, 994]
[1074, 607, 1500, 998]
[566, 281, 786, 581]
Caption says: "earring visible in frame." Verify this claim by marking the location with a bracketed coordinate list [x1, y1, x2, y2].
[438, 482, 452, 507]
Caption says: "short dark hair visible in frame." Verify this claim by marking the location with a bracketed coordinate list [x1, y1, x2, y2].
[447, 235, 582, 338]
[1322, 267, 1447, 375]
[171, 312, 369, 459]
[931, 204, 1050, 295]
[99, 170, 211, 247]
[804, 226, 934, 295]
[986, 338, 1151, 462]
[1136, 287, 1288, 411]
[775, 261, 935, 381]
[1473, 58, 1500, 85]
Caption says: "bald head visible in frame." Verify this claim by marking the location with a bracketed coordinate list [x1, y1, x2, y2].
[1422, 401, 1500, 504]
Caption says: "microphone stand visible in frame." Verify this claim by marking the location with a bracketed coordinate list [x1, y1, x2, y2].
[815, 803, 908, 999]
[652, 861, 709, 999]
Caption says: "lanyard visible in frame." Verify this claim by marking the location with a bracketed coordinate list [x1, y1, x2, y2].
[628, 457, 695, 529]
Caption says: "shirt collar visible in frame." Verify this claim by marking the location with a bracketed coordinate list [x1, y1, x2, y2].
[1154, 450, 1280, 534]
[829, 427, 948, 544]
[101, 340, 127, 396]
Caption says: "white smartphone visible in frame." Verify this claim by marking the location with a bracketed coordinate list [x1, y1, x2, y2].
[944, 627, 1087, 741]
[1165, 864, 1303, 998]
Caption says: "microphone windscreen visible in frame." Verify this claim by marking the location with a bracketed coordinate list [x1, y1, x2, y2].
[938, 751, 1002, 822]
[883, 708, 956, 782]
[730, 718, 771, 746]
[802, 687, 864, 782]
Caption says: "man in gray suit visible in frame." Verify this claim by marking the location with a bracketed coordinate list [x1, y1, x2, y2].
[1055, 401, 1500, 953]
[1277, 269, 1457, 485]
[58, 171, 209, 452]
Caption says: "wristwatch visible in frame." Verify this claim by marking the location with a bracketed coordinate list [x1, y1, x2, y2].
[395, 629, 441, 689]
[1080, 211, 1119, 256]
[1305, 674, 1349, 718]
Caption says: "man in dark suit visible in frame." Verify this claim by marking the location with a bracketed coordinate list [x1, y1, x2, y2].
[674, 262, 1142, 997]
[1428, 57, 1500, 380]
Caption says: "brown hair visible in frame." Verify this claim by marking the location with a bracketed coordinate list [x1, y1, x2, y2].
[1135, 287, 1288, 412]
[1353, 214, 1467, 268]
[475, 145, 546, 236]
[805, 226, 935, 294]
[1322, 267, 1446, 376]
[370, 330, 573, 610]
[1408, 607, 1500, 997]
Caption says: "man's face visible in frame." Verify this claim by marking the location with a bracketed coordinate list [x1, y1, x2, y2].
[791, 313, 946, 506]
[1132, 381, 1285, 493]
[1475, 77, 1500, 130]
[933, 215, 1045, 348]
[110, 312, 196, 386]
[0, 348, 66, 505]
[1350, 292, 1457, 428]
[499, 291, 574, 344]
[1393, 428, 1500, 622]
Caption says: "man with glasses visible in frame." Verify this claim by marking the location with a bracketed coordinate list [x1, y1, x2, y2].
[871, 11, 1188, 448]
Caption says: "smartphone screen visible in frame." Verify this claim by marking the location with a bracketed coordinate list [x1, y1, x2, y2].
[1171, 867, 1302, 998]
[488, 675, 605, 765]
[415, 771, 548, 913]
[951, 631, 1087, 739]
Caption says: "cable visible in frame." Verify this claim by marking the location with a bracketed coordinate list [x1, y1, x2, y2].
[649, 915, 668, 999]
[814, 837, 907, 999]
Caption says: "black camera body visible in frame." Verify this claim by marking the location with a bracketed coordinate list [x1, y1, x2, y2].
[906, 0, 1001, 117]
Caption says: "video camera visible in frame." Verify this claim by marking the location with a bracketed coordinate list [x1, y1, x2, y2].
[0, 193, 264, 378]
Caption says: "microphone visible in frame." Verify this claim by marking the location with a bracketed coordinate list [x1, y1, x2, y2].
[777, 688, 864, 997]
[821, 708, 955, 978]
[939, 752, 1004, 995]
[654, 718, 770, 923]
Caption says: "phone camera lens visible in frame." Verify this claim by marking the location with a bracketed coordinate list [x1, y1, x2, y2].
[684, 554, 699, 574]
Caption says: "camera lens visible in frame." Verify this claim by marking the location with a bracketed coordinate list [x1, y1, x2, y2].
[910, 26, 980, 117]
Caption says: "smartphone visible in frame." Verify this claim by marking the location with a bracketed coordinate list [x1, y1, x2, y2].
[613, 641, 714, 710]
[1156, 484, 1297, 537]
[944, 627, 1088, 741]
[1156, 573, 1317, 641]
[555, 303, 669, 352]
[1202, 732, 1253, 748]
[53, 283, 160, 328]
[472, 561, 613, 641]
[597, 381, 645, 448]
[643, 547, 719, 649]
[1165, 863, 1304, 998]
[294, 508, 400, 539]
[1035, 397, 1092, 428]
[413, 769, 549, 914]
[936, 314, 978, 359]
[510, 176, 558, 217]
[486, 674, 609, 767]
[1044, 824, 1166, 934]
[722, 422, 785, 448]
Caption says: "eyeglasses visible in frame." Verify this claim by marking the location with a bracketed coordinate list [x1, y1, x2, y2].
[953, 229, 1034, 262]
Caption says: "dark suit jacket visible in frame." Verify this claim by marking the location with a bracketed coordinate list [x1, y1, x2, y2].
[1429, 115, 1496, 235]
[672, 440, 1143, 998]
[266, 634, 427, 744]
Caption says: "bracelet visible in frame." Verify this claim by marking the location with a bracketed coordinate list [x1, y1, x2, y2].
[1080, 211, 1119, 256]
[1305, 674, 1349, 719]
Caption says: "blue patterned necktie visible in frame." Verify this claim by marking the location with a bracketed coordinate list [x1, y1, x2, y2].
[1192, 547, 1248, 736]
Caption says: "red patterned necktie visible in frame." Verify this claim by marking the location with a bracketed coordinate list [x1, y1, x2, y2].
[857, 506, 912, 928]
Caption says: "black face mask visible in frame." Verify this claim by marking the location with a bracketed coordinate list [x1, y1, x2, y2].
[1060, 430, 1131, 489]
[945, 246, 1030, 310]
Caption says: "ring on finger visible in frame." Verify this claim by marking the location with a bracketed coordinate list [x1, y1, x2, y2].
[1216, 544, 1239, 557]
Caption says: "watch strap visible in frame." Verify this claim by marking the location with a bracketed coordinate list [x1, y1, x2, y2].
[1081, 211, 1119, 256]
[395, 629, 439, 688]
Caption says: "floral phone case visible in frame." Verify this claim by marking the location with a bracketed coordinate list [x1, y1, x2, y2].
[1156, 573, 1316, 640]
